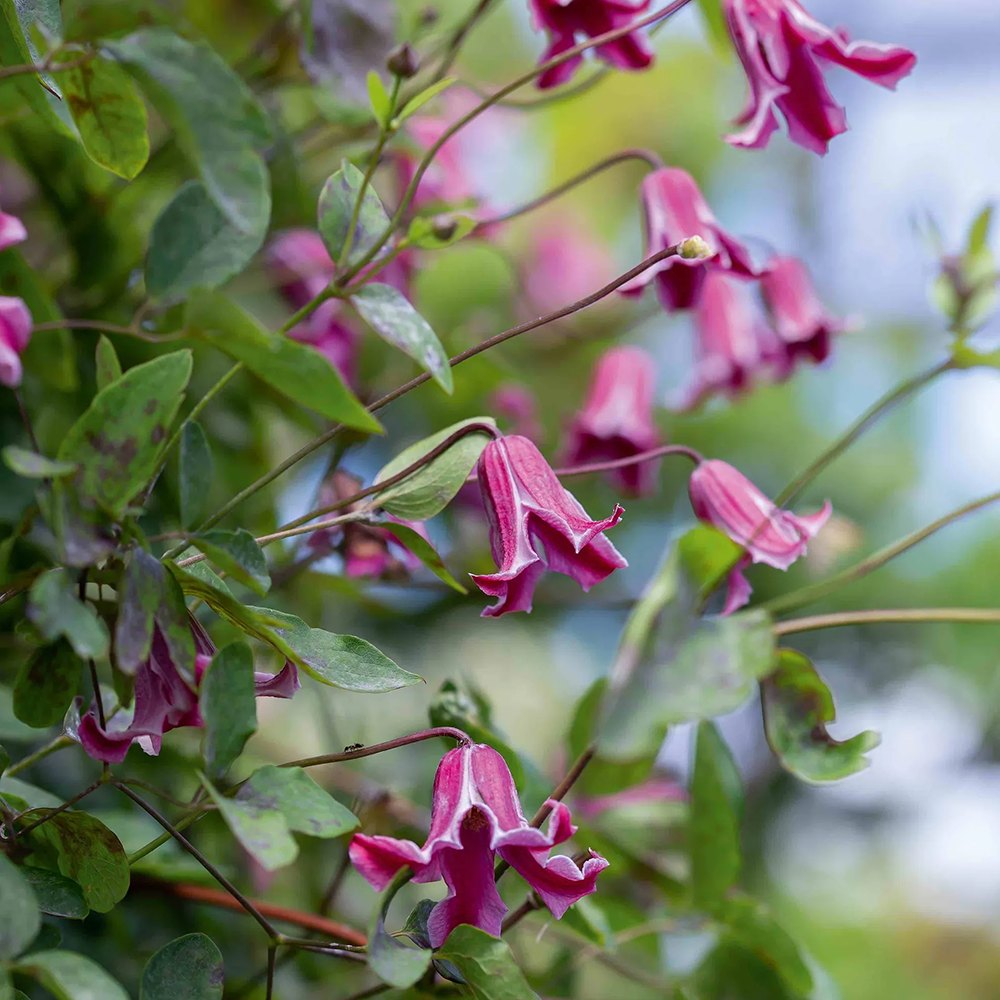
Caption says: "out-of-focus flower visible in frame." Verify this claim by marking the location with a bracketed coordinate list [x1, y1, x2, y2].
[689, 459, 830, 613]
[472, 435, 627, 616]
[490, 384, 542, 440]
[564, 345, 660, 495]
[0, 202, 27, 252]
[521, 214, 614, 314]
[78, 620, 298, 764]
[723, 0, 917, 155]
[620, 168, 757, 311]
[529, 0, 654, 89]
[760, 256, 843, 368]
[350, 742, 608, 945]
[0, 296, 32, 388]
[575, 777, 687, 821]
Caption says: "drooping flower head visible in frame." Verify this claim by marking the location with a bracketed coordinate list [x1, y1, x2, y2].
[78, 618, 299, 764]
[350, 742, 609, 946]
[530, 0, 654, 90]
[724, 0, 917, 155]
[760, 255, 844, 369]
[689, 459, 830, 613]
[0, 296, 32, 388]
[472, 435, 627, 617]
[620, 168, 757, 311]
[564, 346, 660, 495]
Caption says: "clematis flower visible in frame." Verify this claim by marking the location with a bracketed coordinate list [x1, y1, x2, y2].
[472, 435, 627, 617]
[530, 0, 654, 90]
[490, 384, 542, 441]
[349, 742, 609, 946]
[760, 256, 843, 368]
[0, 296, 32, 388]
[0, 205, 27, 252]
[619, 168, 757, 311]
[78, 619, 299, 764]
[723, 0, 917, 155]
[564, 346, 660, 495]
[689, 459, 830, 613]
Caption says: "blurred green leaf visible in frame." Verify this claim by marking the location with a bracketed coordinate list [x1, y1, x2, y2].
[58, 54, 149, 179]
[395, 77, 456, 125]
[27, 569, 109, 659]
[140, 933, 224, 1000]
[318, 160, 391, 265]
[186, 291, 381, 432]
[0, 855, 40, 959]
[200, 642, 257, 778]
[13, 640, 81, 728]
[380, 521, 467, 593]
[690, 722, 742, 913]
[22, 810, 130, 913]
[696, 0, 731, 52]
[931, 204, 997, 333]
[13, 950, 129, 1000]
[191, 529, 270, 595]
[370, 873, 432, 988]
[366, 69, 392, 126]
[762, 649, 879, 783]
[94, 336, 121, 391]
[559, 897, 614, 948]
[406, 214, 475, 250]
[58, 350, 192, 517]
[178, 421, 213, 530]
[689, 941, 797, 999]
[2, 447, 76, 479]
[351, 283, 453, 392]
[0, 742, 8, 774]
[374, 417, 495, 520]
[21, 868, 89, 921]
[437, 925, 539, 999]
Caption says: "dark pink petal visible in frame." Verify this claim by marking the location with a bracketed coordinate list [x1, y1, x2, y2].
[498, 842, 609, 919]
[0, 211, 27, 252]
[760, 256, 842, 365]
[722, 559, 753, 615]
[0, 296, 32, 388]
[267, 229, 334, 307]
[348, 833, 434, 891]
[253, 662, 300, 699]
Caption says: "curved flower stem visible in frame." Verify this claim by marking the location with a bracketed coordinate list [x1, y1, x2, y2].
[196, 243, 685, 533]
[776, 358, 954, 506]
[554, 443, 702, 478]
[4, 734, 74, 777]
[761, 489, 1000, 615]
[337, 0, 697, 287]
[429, 0, 498, 84]
[0, 52, 93, 82]
[774, 608, 1000, 636]
[278, 727, 473, 770]
[474, 148, 663, 230]
[15, 778, 105, 836]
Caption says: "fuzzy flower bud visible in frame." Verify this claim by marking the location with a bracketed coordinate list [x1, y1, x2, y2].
[679, 235, 711, 260]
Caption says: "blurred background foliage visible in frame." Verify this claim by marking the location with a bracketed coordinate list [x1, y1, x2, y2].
[1, 0, 998, 997]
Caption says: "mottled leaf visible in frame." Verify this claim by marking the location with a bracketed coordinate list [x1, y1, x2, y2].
[186, 291, 380, 432]
[178, 422, 213, 530]
[57, 350, 193, 517]
[2, 447, 76, 479]
[0, 855, 40, 959]
[94, 336, 121, 391]
[437, 925, 539, 1000]
[374, 417, 495, 520]
[317, 160, 391, 265]
[58, 54, 149, 179]
[351, 284, 453, 392]
[13, 641, 82, 728]
[140, 933, 224, 1000]
[21, 868, 89, 920]
[238, 766, 358, 839]
[380, 522, 467, 593]
[13, 950, 129, 1000]
[762, 649, 880, 783]
[27, 569, 109, 660]
[200, 642, 256, 778]
[191, 529, 270, 595]
[115, 548, 159, 673]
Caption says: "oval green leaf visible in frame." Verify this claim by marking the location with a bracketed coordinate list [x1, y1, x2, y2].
[200, 642, 257, 778]
[13, 950, 129, 1000]
[27, 569, 109, 660]
[437, 925, 539, 1000]
[318, 160, 391, 265]
[13, 641, 82, 729]
[0, 855, 40, 959]
[140, 933, 224, 1000]
[191, 529, 270, 596]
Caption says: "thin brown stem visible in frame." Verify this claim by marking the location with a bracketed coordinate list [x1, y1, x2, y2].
[501, 894, 542, 933]
[31, 318, 187, 344]
[431, 0, 497, 82]
[279, 727, 472, 770]
[15, 780, 104, 836]
[0, 52, 93, 82]
[554, 443, 702, 478]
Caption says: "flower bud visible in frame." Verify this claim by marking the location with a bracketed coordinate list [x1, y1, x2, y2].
[431, 215, 458, 242]
[387, 43, 419, 79]
[679, 235, 711, 260]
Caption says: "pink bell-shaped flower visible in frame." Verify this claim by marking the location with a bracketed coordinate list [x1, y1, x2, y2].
[0, 296, 32, 388]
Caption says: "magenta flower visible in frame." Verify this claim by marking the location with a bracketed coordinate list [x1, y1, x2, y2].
[490, 384, 542, 441]
[689, 459, 830, 613]
[760, 256, 843, 368]
[619, 168, 757, 311]
[472, 435, 627, 617]
[522, 214, 614, 314]
[349, 742, 609, 946]
[564, 346, 660, 495]
[724, 0, 916, 155]
[530, 0, 654, 89]
[78, 620, 299, 764]
[0, 206, 27, 252]
[0, 296, 32, 388]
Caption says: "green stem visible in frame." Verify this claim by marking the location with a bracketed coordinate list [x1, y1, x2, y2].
[126, 806, 205, 864]
[774, 608, 1000, 636]
[5, 735, 73, 777]
[776, 358, 953, 506]
[762, 489, 1000, 615]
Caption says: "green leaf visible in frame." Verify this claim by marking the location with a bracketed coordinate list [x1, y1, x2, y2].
[762, 649, 879, 783]
[0, 855, 40, 959]
[380, 522, 468, 593]
[57, 350, 193, 517]
[58, 54, 149, 179]
[317, 160, 391, 266]
[0, 742, 8, 774]
[369, 874, 432, 988]
[22, 810, 129, 913]
[191, 529, 270, 595]
[2, 446, 76, 479]
[200, 642, 257, 778]
[140, 933, 224, 1000]
[696, 0, 731, 52]
[27, 569, 109, 659]
[374, 417, 495, 520]
[178, 421, 213, 530]
[21, 868, 89, 920]
[690, 941, 797, 1000]
[366, 70, 392, 126]
[406, 214, 476, 250]
[115, 548, 162, 673]
[559, 897, 614, 948]
[13, 641, 82, 728]
[13, 950, 129, 1000]
[351, 283, 453, 392]
[240, 766, 358, 839]
[690, 722, 743, 913]
[94, 336, 122, 391]
[252, 607, 422, 692]
[186, 291, 380, 432]
[437, 925, 540, 1000]
[395, 77, 457, 124]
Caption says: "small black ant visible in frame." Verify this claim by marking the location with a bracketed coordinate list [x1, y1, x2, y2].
[344, 743, 364, 752]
